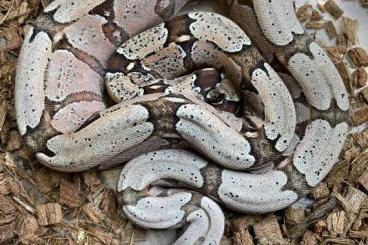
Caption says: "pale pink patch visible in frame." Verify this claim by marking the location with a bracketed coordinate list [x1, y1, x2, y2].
[114, 1, 160, 36]
[52, 101, 105, 133]
[45, 50, 104, 102]
[64, 14, 116, 66]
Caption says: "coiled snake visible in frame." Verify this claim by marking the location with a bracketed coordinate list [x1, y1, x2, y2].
[15, 0, 349, 244]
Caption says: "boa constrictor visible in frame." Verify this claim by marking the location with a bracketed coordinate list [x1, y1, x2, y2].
[15, 0, 349, 244]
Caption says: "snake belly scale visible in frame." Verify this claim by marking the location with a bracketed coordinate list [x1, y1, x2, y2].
[15, 0, 349, 244]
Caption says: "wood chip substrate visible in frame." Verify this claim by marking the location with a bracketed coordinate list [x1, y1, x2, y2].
[0, 0, 367, 244]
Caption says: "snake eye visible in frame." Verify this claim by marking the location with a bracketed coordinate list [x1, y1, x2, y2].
[206, 89, 225, 104]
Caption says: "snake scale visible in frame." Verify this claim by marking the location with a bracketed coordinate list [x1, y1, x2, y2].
[15, 0, 350, 244]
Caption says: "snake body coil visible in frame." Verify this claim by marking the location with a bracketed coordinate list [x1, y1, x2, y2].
[15, 0, 349, 244]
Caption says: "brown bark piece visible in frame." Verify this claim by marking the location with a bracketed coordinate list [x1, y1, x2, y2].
[352, 106, 368, 126]
[335, 62, 351, 93]
[347, 148, 368, 181]
[326, 46, 341, 64]
[352, 67, 367, 88]
[87, 227, 118, 244]
[326, 211, 345, 236]
[314, 220, 327, 233]
[0, 223, 15, 244]
[317, 3, 326, 12]
[253, 214, 284, 244]
[234, 229, 254, 245]
[354, 130, 368, 148]
[305, 20, 325, 30]
[296, 3, 312, 22]
[284, 207, 305, 225]
[59, 179, 80, 208]
[16, 215, 39, 241]
[362, 87, 368, 102]
[302, 230, 317, 245]
[231, 215, 258, 232]
[0, 196, 17, 227]
[83, 171, 101, 188]
[344, 186, 366, 214]
[333, 187, 367, 235]
[358, 168, 368, 191]
[311, 182, 330, 200]
[34, 168, 54, 193]
[310, 9, 323, 21]
[347, 47, 368, 67]
[5, 130, 22, 151]
[82, 203, 105, 223]
[349, 230, 368, 238]
[324, 0, 344, 19]
[1, 24, 23, 50]
[288, 198, 336, 239]
[352, 215, 363, 231]
[36, 203, 63, 226]
[5, 152, 17, 169]
[336, 35, 348, 54]
[361, 0, 368, 7]
[100, 189, 117, 214]
[6, 177, 22, 197]
[0, 101, 7, 132]
[324, 21, 337, 39]
[342, 17, 359, 45]
[0, 173, 11, 195]
[321, 238, 355, 244]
